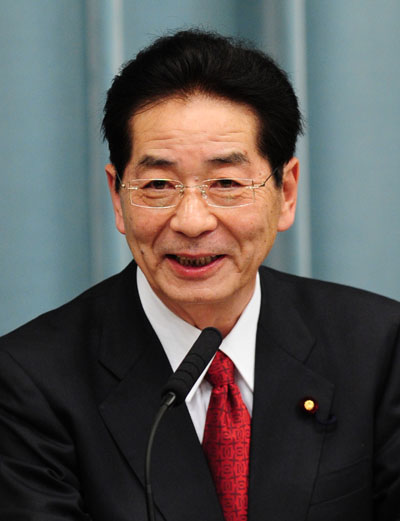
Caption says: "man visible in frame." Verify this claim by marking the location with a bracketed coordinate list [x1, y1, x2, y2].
[0, 29, 399, 521]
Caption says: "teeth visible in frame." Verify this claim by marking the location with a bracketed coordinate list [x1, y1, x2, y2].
[175, 255, 218, 266]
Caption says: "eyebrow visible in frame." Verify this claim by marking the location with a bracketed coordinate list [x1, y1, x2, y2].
[206, 152, 249, 165]
[136, 151, 249, 171]
[137, 155, 176, 168]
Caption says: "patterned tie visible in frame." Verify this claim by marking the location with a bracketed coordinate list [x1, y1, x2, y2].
[202, 351, 251, 521]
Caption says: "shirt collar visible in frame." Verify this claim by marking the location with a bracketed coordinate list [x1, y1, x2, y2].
[137, 267, 261, 395]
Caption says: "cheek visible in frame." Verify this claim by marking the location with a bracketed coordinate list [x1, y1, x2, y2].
[122, 214, 145, 252]
[239, 207, 274, 239]
[124, 212, 165, 249]
[238, 210, 278, 257]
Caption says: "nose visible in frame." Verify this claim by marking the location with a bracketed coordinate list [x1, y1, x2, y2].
[169, 187, 218, 237]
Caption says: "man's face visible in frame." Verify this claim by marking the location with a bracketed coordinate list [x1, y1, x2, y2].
[107, 94, 298, 324]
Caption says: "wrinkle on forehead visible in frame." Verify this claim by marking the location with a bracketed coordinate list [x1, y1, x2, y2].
[133, 128, 255, 153]
[134, 128, 252, 145]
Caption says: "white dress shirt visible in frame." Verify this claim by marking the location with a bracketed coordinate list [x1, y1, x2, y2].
[137, 267, 261, 442]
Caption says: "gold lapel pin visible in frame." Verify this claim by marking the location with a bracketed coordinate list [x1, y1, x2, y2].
[301, 397, 319, 414]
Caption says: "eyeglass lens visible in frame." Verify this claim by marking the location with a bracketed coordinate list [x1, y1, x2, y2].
[127, 179, 256, 208]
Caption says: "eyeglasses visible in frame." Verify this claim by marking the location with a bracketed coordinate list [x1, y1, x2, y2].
[118, 172, 275, 209]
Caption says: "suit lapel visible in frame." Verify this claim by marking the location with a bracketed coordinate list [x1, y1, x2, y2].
[97, 263, 223, 521]
[248, 269, 335, 521]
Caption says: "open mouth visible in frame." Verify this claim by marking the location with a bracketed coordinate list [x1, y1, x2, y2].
[167, 254, 223, 267]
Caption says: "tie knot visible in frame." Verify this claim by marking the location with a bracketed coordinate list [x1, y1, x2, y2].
[206, 351, 235, 388]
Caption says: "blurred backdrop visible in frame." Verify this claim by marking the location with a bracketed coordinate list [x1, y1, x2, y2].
[1, 0, 400, 334]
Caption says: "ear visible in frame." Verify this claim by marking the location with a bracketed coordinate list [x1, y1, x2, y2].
[105, 163, 126, 235]
[277, 157, 299, 232]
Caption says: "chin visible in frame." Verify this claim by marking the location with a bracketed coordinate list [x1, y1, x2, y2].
[160, 285, 230, 306]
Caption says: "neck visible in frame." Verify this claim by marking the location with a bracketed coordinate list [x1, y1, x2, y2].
[154, 287, 256, 338]
[170, 305, 239, 337]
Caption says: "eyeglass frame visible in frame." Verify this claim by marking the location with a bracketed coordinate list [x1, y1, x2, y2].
[116, 169, 277, 209]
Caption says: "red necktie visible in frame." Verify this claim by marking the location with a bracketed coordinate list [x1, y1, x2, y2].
[202, 351, 251, 521]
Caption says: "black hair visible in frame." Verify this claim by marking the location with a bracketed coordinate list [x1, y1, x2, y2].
[102, 29, 303, 190]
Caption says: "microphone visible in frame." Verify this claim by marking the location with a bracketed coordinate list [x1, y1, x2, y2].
[145, 327, 222, 521]
[161, 326, 223, 406]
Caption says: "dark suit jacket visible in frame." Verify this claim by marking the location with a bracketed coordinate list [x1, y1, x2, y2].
[1, 262, 400, 521]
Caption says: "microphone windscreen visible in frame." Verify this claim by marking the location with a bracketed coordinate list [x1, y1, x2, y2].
[162, 327, 222, 405]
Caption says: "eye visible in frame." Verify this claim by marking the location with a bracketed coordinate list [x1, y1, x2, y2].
[142, 179, 176, 190]
[209, 178, 243, 189]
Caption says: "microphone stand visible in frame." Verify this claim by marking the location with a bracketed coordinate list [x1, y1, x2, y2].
[145, 392, 176, 521]
[144, 327, 222, 521]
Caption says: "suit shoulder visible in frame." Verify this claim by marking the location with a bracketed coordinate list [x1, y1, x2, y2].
[0, 262, 137, 357]
[259, 266, 400, 321]
[258, 267, 400, 383]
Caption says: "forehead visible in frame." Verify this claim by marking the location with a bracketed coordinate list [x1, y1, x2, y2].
[128, 95, 261, 164]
